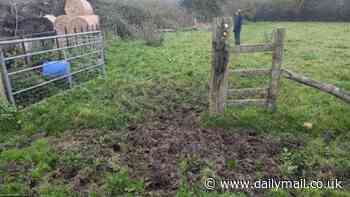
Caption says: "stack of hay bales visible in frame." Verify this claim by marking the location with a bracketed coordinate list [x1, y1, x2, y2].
[54, 0, 100, 35]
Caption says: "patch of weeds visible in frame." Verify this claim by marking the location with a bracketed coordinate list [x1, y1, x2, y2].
[226, 159, 238, 171]
[279, 148, 302, 178]
[60, 150, 85, 170]
[59, 150, 88, 174]
[38, 183, 76, 197]
[1, 139, 58, 170]
[179, 155, 216, 183]
[104, 169, 144, 197]
[0, 182, 30, 196]
[279, 136, 350, 183]
[0, 103, 21, 133]
[179, 155, 229, 195]
[180, 155, 206, 176]
[0, 139, 58, 196]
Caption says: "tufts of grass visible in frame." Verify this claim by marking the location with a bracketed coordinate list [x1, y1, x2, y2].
[104, 169, 144, 197]
[38, 184, 77, 197]
[0, 139, 58, 196]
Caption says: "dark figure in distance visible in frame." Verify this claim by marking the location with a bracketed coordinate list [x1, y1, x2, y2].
[233, 9, 243, 45]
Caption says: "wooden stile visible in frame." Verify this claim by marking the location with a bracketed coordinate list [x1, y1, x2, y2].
[210, 21, 349, 113]
[214, 25, 285, 112]
[209, 16, 286, 112]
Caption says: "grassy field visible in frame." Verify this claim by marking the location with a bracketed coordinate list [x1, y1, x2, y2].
[1, 22, 350, 196]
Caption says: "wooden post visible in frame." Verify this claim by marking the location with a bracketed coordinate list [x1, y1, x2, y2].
[55, 33, 60, 49]
[74, 27, 78, 45]
[114, 25, 118, 40]
[20, 36, 31, 66]
[209, 17, 232, 114]
[55, 30, 64, 59]
[65, 27, 69, 47]
[267, 28, 285, 112]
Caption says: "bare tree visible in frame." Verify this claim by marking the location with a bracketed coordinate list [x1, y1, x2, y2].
[9, 0, 19, 36]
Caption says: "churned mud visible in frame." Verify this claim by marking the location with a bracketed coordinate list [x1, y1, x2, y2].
[9, 104, 301, 196]
[123, 104, 302, 196]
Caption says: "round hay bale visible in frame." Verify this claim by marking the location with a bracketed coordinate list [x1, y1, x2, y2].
[64, 0, 94, 16]
[69, 15, 100, 32]
[54, 15, 76, 34]
[18, 17, 54, 35]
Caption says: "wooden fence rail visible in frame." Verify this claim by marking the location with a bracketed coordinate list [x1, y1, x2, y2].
[282, 69, 350, 104]
[230, 68, 271, 77]
[227, 88, 268, 99]
[231, 43, 274, 53]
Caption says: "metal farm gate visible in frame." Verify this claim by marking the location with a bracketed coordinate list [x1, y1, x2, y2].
[0, 31, 106, 108]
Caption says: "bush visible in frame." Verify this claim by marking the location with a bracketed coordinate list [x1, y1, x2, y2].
[141, 21, 164, 47]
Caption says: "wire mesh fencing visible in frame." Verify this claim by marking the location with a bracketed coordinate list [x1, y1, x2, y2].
[0, 30, 106, 109]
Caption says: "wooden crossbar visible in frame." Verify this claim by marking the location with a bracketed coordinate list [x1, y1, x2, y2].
[226, 99, 267, 107]
[230, 68, 271, 77]
[232, 43, 274, 53]
[228, 88, 268, 99]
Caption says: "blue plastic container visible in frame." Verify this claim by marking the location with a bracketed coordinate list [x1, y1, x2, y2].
[43, 60, 71, 77]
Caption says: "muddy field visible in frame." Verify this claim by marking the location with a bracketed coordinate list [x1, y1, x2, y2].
[41, 104, 302, 196]
[2, 23, 350, 196]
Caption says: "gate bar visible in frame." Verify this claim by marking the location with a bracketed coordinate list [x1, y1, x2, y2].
[0, 48, 15, 104]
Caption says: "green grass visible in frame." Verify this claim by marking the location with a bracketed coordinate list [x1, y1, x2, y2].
[0, 22, 350, 196]
[4, 22, 348, 137]
[0, 139, 59, 196]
